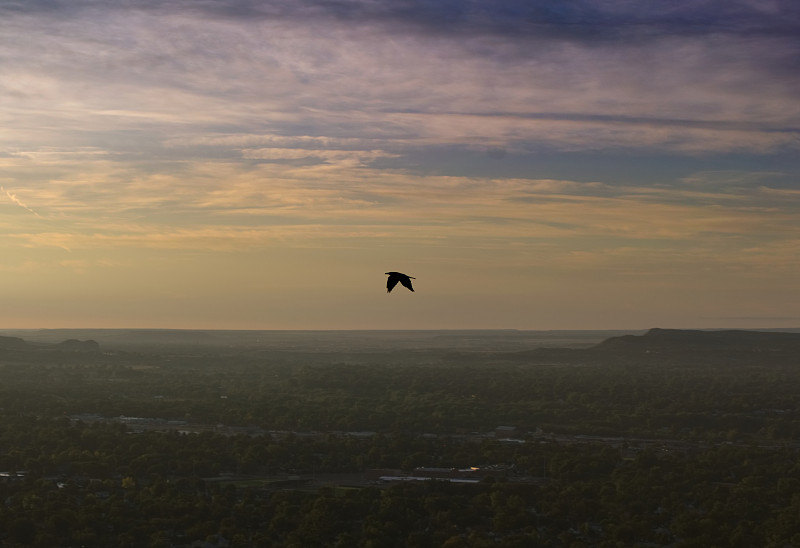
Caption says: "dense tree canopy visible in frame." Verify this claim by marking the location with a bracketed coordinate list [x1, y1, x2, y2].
[1, 331, 799, 546]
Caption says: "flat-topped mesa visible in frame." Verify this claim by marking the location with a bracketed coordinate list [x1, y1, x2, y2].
[595, 328, 800, 353]
[0, 335, 100, 353]
[0, 335, 29, 350]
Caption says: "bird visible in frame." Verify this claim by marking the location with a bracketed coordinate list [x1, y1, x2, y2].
[385, 271, 415, 293]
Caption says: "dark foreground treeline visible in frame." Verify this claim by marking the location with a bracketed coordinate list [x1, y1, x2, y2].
[1, 329, 799, 546]
[1, 425, 799, 548]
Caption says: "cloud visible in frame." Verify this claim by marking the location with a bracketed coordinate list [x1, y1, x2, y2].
[2, 0, 797, 160]
[1, 0, 799, 330]
[14, 1, 793, 43]
[680, 170, 790, 188]
[240, 148, 397, 166]
[1, 186, 42, 217]
[716, 316, 800, 322]
[3, 153, 796, 268]
[1, 4, 798, 269]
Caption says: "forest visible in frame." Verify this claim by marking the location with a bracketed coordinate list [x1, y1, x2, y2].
[1, 328, 799, 547]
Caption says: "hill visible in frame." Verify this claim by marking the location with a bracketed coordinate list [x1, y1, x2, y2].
[596, 327, 800, 352]
[479, 328, 800, 366]
[0, 335, 99, 353]
[0, 335, 32, 351]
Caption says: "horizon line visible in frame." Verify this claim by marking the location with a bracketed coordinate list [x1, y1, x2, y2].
[3, 326, 800, 332]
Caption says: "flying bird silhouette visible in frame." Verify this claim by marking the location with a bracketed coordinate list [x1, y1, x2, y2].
[385, 271, 415, 293]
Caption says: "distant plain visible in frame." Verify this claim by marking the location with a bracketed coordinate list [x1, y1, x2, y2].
[0, 328, 647, 353]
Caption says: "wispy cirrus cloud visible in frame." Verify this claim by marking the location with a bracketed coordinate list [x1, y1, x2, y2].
[1, 0, 799, 328]
[1, 185, 42, 217]
[2, 0, 798, 156]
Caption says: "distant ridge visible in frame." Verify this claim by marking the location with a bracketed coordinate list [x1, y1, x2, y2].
[0, 335, 99, 353]
[472, 328, 800, 365]
[0, 329, 631, 352]
[56, 339, 100, 352]
[596, 328, 800, 352]
[2, 328, 799, 359]
[0, 335, 31, 350]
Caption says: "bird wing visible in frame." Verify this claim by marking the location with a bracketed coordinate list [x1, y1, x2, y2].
[387, 275, 400, 292]
[399, 276, 414, 292]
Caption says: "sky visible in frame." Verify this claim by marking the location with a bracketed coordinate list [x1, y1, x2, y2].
[1, 0, 799, 330]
